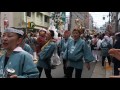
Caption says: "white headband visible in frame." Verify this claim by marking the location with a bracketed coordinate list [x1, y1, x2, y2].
[4, 28, 24, 36]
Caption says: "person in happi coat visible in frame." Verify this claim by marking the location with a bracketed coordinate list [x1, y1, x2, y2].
[63, 28, 95, 78]
[0, 28, 39, 78]
[58, 30, 72, 78]
[21, 37, 34, 56]
[36, 29, 47, 55]
[37, 30, 56, 78]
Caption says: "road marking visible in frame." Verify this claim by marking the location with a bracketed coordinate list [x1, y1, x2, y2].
[105, 62, 112, 70]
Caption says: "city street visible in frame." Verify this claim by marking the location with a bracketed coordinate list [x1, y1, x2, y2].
[40, 60, 113, 78]
[0, 12, 118, 78]
[41, 61, 96, 78]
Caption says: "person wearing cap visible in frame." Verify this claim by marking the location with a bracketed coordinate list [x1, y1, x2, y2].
[37, 30, 56, 78]
[63, 28, 94, 78]
[58, 30, 72, 78]
[109, 32, 120, 75]
[0, 28, 39, 78]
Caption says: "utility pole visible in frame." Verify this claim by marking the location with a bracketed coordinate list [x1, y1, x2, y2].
[26, 12, 27, 34]
[115, 12, 119, 33]
[109, 12, 111, 24]
[69, 12, 72, 31]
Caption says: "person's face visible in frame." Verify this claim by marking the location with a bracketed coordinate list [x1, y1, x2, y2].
[72, 30, 80, 40]
[39, 31, 46, 36]
[2, 32, 22, 50]
[45, 32, 51, 40]
[63, 32, 70, 39]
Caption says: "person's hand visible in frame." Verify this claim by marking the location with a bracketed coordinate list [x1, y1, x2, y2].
[109, 49, 120, 61]
[86, 63, 90, 70]
[9, 75, 18, 78]
[109, 75, 120, 78]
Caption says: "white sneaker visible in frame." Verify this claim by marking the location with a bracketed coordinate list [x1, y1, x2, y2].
[105, 59, 108, 62]
[96, 60, 99, 61]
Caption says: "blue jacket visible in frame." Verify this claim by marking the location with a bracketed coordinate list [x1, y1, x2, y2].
[58, 37, 72, 53]
[23, 43, 33, 55]
[63, 38, 95, 69]
[100, 39, 112, 56]
[37, 41, 56, 69]
[0, 47, 39, 78]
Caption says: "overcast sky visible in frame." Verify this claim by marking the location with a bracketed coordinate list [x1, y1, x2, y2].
[66, 12, 109, 28]
[89, 12, 109, 28]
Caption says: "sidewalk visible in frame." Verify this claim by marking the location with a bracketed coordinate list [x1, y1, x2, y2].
[91, 61, 113, 78]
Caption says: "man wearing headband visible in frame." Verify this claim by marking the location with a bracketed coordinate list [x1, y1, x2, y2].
[0, 28, 39, 78]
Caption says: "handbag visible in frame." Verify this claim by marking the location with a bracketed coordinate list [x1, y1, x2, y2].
[51, 53, 61, 66]
[50, 45, 61, 66]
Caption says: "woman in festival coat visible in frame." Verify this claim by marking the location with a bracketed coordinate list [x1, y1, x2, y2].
[0, 28, 39, 78]
[37, 30, 56, 78]
[58, 30, 72, 77]
[63, 28, 94, 78]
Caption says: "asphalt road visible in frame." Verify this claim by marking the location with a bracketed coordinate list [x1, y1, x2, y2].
[41, 62, 96, 78]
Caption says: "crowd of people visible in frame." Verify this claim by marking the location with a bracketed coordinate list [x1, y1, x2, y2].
[0, 27, 120, 78]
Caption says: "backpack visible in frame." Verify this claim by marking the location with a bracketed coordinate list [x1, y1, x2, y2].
[101, 40, 112, 49]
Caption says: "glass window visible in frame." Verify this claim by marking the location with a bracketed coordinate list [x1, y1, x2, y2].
[44, 15, 49, 23]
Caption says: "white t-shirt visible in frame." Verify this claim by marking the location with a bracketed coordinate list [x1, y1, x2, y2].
[97, 39, 102, 49]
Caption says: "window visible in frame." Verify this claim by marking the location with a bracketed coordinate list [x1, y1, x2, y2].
[37, 12, 39, 17]
[39, 13, 42, 21]
[44, 15, 49, 23]
[26, 12, 31, 17]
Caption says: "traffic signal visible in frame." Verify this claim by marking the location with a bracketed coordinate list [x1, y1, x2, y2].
[28, 22, 31, 28]
[103, 17, 105, 20]
[30, 22, 35, 28]
[28, 22, 35, 28]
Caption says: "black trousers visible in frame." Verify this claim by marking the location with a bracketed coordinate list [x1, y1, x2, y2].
[102, 56, 111, 66]
[37, 67, 52, 78]
[114, 61, 120, 75]
[63, 59, 67, 76]
[66, 67, 82, 78]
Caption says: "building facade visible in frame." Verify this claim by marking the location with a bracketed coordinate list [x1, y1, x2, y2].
[0, 12, 50, 33]
[69, 12, 89, 31]
[110, 12, 116, 33]
[89, 13, 93, 31]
